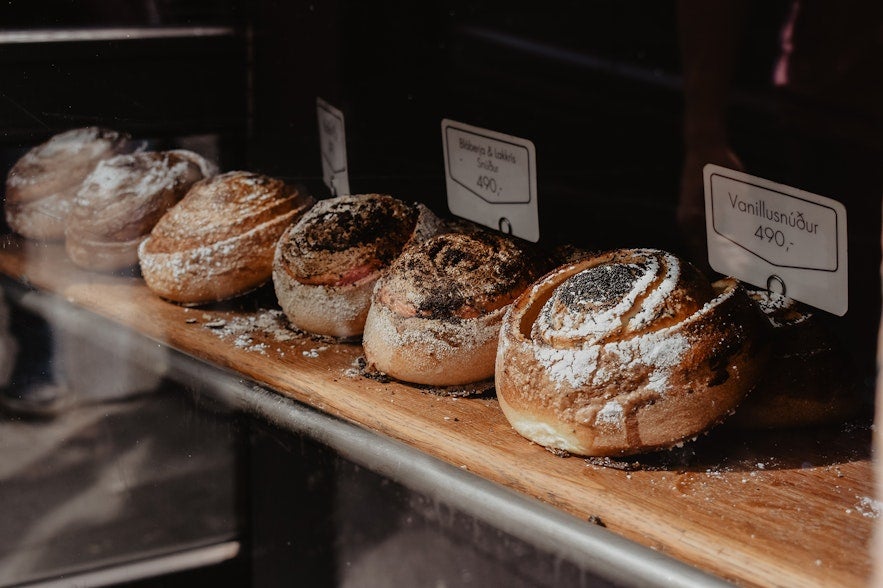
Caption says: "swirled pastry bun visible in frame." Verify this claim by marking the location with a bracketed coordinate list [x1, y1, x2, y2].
[5, 127, 131, 240]
[139, 171, 314, 304]
[65, 150, 215, 272]
[273, 194, 443, 338]
[495, 248, 767, 457]
[731, 291, 860, 428]
[363, 230, 541, 386]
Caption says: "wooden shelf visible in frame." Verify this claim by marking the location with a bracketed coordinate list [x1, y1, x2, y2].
[0, 237, 875, 587]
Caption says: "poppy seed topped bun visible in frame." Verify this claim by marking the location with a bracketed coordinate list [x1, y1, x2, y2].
[272, 194, 444, 338]
[495, 248, 768, 456]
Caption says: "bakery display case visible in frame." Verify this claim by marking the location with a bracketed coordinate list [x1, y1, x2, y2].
[1, 1, 880, 587]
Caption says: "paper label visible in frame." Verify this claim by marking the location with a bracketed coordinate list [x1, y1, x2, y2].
[441, 119, 539, 242]
[704, 164, 848, 315]
[317, 97, 350, 196]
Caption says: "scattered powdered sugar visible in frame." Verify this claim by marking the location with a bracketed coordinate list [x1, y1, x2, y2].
[608, 331, 690, 392]
[200, 309, 303, 355]
[344, 357, 365, 379]
[8, 127, 128, 188]
[595, 400, 624, 426]
[368, 301, 502, 358]
[78, 153, 191, 207]
[139, 231, 250, 291]
[534, 328, 689, 396]
[232, 334, 268, 354]
[273, 269, 370, 335]
[749, 289, 812, 328]
[855, 496, 881, 519]
[533, 345, 600, 389]
[302, 346, 329, 358]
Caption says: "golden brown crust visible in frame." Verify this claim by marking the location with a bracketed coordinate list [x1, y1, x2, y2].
[65, 150, 213, 272]
[139, 171, 314, 304]
[5, 127, 131, 240]
[495, 249, 768, 456]
[363, 230, 542, 386]
[730, 291, 861, 428]
[272, 194, 444, 338]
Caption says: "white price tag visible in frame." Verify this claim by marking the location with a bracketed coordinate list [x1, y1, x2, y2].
[704, 164, 848, 315]
[441, 119, 539, 242]
[317, 97, 350, 196]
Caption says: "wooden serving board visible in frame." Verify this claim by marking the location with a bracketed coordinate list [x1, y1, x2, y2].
[0, 237, 876, 587]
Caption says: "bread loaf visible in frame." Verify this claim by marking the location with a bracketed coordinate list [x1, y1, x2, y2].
[363, 230, 541, 386]
[273, 194, 443, 338]
[495, 248, 768, 456]
[5, 127, 131, 240]
[139, 171, 314, 304]
[65, 150, 215, 272]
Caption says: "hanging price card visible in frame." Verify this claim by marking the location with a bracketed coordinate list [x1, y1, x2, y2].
[704, 164, 848, 315]
[441, 119, 539, 242]
[317, 97, 350, 196]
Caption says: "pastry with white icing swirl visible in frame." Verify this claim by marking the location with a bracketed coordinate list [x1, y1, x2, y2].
[4, 127, 131, 240]
[139, 171, 314, 304]
[273, 194, 443, 338]
[65, 150, 216, 272]
[363, 230, 541, 386]
[495, 248, 767, 456]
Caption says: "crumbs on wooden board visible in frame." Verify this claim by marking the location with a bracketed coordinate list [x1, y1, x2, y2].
[191, 308, 306, 355]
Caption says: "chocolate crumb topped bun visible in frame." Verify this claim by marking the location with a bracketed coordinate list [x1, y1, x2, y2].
[363, 230, 542, 386]
[5, 127, 131, 240]
[272, 194, 443, 338]
[139, 171, 314, 305]
[65, 150, 215, 272]
[730, 291, 860, 428]
[495, 248, 768, 457]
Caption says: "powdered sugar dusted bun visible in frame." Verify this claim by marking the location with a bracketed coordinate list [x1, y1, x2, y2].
[495, 248, 767, 457]
[363, 230, 541, 386]
[5, 127, 131, 240]
[65, 150, 214, 272]
[730, 291, 860, 428]
[139, 171, 314, 304]
[273, 194, 444, 338]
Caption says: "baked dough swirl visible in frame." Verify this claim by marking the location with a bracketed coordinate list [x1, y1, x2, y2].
[5, 127, 131, 240]
[495, 248, 767, 456]
[139, 171, 314, 304]
[363, 230, 541, 386]
[273, 194, 443, 338]
[65, 150, 215, 272]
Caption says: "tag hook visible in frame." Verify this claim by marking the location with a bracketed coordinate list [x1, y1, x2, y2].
[766, 274, 787, 296]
